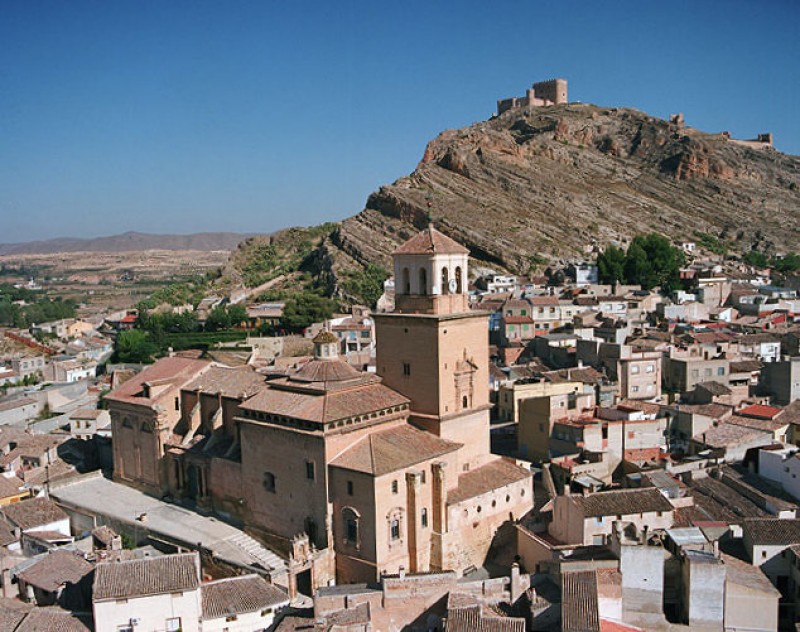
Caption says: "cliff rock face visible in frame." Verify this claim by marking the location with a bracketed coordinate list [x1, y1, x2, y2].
[231, 103, 800, 302]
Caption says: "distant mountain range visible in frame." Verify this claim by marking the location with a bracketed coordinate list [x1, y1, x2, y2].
[0, 231, 256, 255]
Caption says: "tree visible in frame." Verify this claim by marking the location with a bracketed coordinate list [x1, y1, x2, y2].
[597, 245, 626, 286]
[743, 251, 768, 268]
[205, 305, 231, 332]
[282, 292, 336, 331]
[623, 242, 652, 289]
[116, 330, 158, 363]
[227, 304, 248, 328]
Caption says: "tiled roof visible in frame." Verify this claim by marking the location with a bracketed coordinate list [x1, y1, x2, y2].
[687, 476, 770, 522]
[201, 574, 288, 619]
[738, 404, 782, 420]
[692, 422, 770, 448]
[742, 518, 800, 546]
[730, 359, 764, 373]
[1, 497, 68, 530]
[392, 227, 469, 256]
[0, 397, 37, 413]
[727, 414, 786, 433]
[0, 597, 32, 631]
[448, 458, 531, 505]
[570, 488, 673, 518]
[331, 424, 460, 476]
[184, 365, 265, 399]
[561, 570, 600, 632]
[93, 552, 199, 601]
[17, 550, 92, 592]
[105, 356, 210, 406]
[445, 605, 525, 632]
[671, 403, 732, 419]
[502, 316, 534, 325]
[240, 377, 408, 425]
[0, 475, 25, 499]
[16, 607, 92, 632]
[695, 381, 732, 396]
[721, 553, 780, 595]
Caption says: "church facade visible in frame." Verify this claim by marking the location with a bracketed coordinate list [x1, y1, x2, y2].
[106, 227, 533, 594]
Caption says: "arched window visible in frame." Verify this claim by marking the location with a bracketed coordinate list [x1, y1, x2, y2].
[455, 266, 463, 293]
[462, 395, 469, 409]
[402, 268, 410, 294]
[441, 267, 449, 294]
[419, 267, 427, 295]
[387, 508, 404, 543]
[343, 507, 361, 548]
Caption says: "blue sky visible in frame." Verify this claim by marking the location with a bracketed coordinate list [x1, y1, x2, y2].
[2, 0, 798, 243]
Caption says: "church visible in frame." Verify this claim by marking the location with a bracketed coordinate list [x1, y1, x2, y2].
[106, 227, 533, 594]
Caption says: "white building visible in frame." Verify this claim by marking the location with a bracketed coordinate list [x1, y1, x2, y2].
[93, 552, 289, 632]
[759, 447, 800, 502]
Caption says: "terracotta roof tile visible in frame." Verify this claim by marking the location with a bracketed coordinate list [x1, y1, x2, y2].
[331, 425, 460, 476]
[201, 575, 288, 619]
[445, 605, 526, 632]
[1, 497, 68, 531]
[743, 518, 800, 546]
[93, 552, 199, 601]
[17, 550, 92, 592]
[570, 488, 673, 518]
[448, 458, 531, 505]
[105, 357, 210, 406]
[184, 365, 265, 399]
[392, 227, 469, 256]
[16, 608, 92, 632]
[561, 570, 600, 632]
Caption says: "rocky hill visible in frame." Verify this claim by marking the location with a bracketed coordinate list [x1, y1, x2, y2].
[225, 103, 800, 303]
[0, 231, 253, 255]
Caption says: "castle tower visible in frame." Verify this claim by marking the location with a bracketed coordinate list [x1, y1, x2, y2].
[374, 227, 491, 468]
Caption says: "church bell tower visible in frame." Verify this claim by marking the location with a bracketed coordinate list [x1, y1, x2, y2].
[374, 227, 491, 469]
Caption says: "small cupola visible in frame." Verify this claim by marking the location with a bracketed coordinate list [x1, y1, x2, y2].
[312, 331, 339, 360]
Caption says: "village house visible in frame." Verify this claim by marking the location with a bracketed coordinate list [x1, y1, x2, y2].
[92, 552, 289, 632]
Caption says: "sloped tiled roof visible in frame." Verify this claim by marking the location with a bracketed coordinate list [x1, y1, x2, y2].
[16, 607, 92, 632]
[93, 552, 199, 601]
[201, 574, 288, 619]
[105, 356, 210, 406]
[392, 226, 469, 256]
[722, 553, 780, 595]
[17, 550, 92, 592]
[1, 497, 68, 531]
[571, 488, 673, 518]
[561, 570, 600, 632]
[742, 518, 800, 546]
[448, 458, 531, 505]
[445, 605, 525, 632]
[240, 377, 408, 425]
[331, 424, 460, 476]
[184, 365, 265, 399]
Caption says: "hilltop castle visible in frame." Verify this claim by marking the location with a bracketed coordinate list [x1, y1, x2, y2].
[497, 78, 568, 115]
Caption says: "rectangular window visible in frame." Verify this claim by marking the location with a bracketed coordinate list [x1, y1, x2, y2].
[174, 397, 180, 411]
[347, 481, 353, 495]
[646, 364, 655, 373]
[305, 461, 315, 480]
[391, 518, 400, 540]
[422, 508, 428, 528]
[263, 472, 276, 493]
[402, 363, 411, 376]
[166, 619, 181, 632]
[704, 368, 712, 377]
[420, 470, 426, 484]
[347, 518, 358, 542]
[631, 365, 640, 374]
[691, 369, 699, 378]
[717, 367, 725, 376]
[391, 480, 398, 494]
[632, 385, 639, 392]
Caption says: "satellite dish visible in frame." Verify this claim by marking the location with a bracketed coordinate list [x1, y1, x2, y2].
[448, 278, 458, 293]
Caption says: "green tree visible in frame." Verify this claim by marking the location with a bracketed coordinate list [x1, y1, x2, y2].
[116, 330, 158, 363]
[282, 292, 336, 331]
[205, 305, 231, 332]
[623, 242, 652, 289]
[774, 253, 800, 273]
[597, 245, 626, 286]
[227, 303, 248, 328]
[743, 251, 768, 268]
